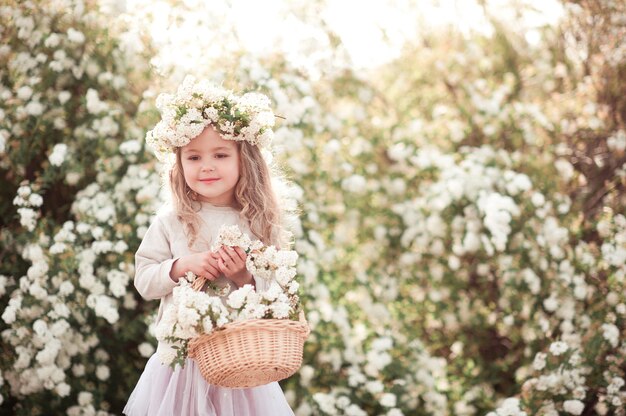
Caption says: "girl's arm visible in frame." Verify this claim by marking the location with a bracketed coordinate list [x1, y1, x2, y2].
[134, 216, 180, 300]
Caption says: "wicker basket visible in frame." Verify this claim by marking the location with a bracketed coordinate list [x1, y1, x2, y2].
[187, 277, 310, 388]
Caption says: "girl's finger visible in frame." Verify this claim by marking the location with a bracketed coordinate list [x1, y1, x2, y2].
[219, 252, 233, 268]
[219, 257, 230, 270]
[206, 264, 219, 278]
[223, 260, 234, 277]
[233, 247, 246, 261]
[221, 247, 237, 263]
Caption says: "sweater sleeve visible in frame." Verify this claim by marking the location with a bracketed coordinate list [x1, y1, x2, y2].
[134, 215, 179, 300]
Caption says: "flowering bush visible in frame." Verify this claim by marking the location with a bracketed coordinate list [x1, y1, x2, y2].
[155, 225, 302, 367]
[0, 0, 157, 414]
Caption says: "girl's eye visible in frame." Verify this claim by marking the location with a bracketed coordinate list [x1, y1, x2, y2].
[216, 154, 229, 159]
[188, 156, 200, 161]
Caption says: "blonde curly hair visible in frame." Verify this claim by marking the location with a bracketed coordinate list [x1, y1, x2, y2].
[168, 137, 288, 249]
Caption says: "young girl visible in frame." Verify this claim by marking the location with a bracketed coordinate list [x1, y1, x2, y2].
[123, 78, 295, 416]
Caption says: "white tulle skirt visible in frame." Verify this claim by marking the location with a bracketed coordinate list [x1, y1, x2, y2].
[123, 354, 295, 416]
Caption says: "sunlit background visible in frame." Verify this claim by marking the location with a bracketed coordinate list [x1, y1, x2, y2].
[125, 0, 564, 74]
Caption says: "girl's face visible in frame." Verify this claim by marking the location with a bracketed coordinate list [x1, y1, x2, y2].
[181, 126, 240, 206]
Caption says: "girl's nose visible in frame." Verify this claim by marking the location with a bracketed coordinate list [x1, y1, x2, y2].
[201, 163, 215, 172]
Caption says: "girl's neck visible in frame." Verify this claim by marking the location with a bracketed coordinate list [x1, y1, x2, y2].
[199, 201, 238, 212]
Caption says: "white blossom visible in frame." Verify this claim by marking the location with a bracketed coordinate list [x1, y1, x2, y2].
[49, 143, 68, 166]
[58, 91, 71, 104]
[85, 89, 108, 114]
[607, 130, 626, 152]
[18, 208, 38, 231]
[601, 323, 619, 348]
[120, 140, 141, 154]
[342, 174, 367, 194]
[563, 399, 584, 415]
[95, 365, 110, 381]
[25, 101, 44, 116]
[486, 397, 527, 416]
[55, 382, 71, 397]
[380, 393, 397, 407]
[67, 28, 85, 44]
[78, 391, 93, 406]
[44, 33, 61, 48]
[532, 352, 547, 370]
[549, 341, 569, 356]
[17, 85, 33, 100]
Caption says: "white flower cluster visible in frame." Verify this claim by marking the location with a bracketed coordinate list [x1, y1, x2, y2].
[156, 224, 300, 367]
[485, 398, 527, 416]
[607, 129, 626, 152]
[394, 146, 528, 258]
[605, 376, 625, 409]
[155, 281, 230, 345]
[521, 344, 593, 414]
[212, 224, 299, 286]
[13, 183, 43, 232]
[563, 399, 585, 415]
[599, 214, 626, 270]
[209, 224, 263, 252]
[248, 246, 299, 285]
[146, 76, 276, 157]
[313, 392, 368, 416]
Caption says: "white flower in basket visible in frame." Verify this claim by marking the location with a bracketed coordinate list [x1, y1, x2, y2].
[155, 225, 309, 388]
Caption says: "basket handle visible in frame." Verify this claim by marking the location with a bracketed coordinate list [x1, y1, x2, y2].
[191, 275, 207, 292]
[298, 310, 312, 338]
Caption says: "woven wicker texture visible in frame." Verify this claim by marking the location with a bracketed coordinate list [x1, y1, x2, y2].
[187, 277, 310, 388]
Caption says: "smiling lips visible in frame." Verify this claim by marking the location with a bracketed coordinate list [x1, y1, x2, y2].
[199, 178, 220, 183]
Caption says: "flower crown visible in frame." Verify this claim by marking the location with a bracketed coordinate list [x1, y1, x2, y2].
[146, 76, 275, 157]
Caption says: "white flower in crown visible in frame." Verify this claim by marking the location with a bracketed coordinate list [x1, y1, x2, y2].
[146, 76, 276, 158]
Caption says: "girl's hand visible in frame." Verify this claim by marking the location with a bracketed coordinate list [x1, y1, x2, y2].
[214, 246, 254, 288]
[170, 251, 221, 282]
